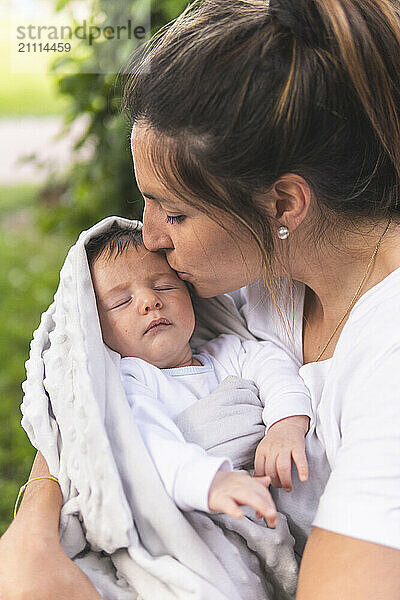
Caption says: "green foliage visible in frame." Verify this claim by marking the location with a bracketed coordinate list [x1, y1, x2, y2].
[39, 0, 188, 237]
[0, 186, 75, 534]
[0, 72, 69, 117]
[0, 19, 69, 117]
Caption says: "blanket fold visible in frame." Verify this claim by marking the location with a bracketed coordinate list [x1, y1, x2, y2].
[21, 216, 298, 600]
[175, 376, 265, 471]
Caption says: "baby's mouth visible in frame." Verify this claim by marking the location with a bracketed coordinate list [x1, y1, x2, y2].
[144, 318, 171, 335]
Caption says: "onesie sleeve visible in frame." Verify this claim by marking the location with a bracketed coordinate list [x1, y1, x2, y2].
[121, 362, 232, 512]
[239, 339, 312, 431]
[312, 346, 400, 549]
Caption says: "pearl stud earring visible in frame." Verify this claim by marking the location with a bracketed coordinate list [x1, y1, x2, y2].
[278, 225, 290, 240]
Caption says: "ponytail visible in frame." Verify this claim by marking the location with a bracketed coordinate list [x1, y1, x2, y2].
[270, 0, 400, 210]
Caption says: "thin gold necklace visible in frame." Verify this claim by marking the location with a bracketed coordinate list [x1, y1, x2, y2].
[315, 218, 392, 362]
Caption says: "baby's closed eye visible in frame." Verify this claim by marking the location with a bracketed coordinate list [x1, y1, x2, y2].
[110, 296, 133, 310]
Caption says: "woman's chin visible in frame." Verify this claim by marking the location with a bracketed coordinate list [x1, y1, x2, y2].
[193, 282, 244, 299]
[189, 280, 222, 298]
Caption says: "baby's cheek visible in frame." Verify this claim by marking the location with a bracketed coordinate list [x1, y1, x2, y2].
[100, 315, 121, 347]
[182, 305, 196, 336]
[97, 312, 110, 340]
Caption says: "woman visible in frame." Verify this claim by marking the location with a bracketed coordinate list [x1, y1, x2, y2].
[1, 0, 399, 598]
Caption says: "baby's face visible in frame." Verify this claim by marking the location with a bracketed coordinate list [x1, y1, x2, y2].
[91, 245, 195, 368]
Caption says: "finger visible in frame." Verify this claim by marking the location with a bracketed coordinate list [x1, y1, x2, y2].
[292, 446, 309, 482]
[275, 452, 293, 492]
[253, 475, 272, 489]
[219, 497, 244, 519]
[254, 450, 266, 478]
[252, 492, 277, 528]
[233, 487, 277, 528]
[254, 476, 272, 518]
[264, 455, 281, 488]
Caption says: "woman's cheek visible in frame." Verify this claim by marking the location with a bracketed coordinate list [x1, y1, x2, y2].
[175, 226, 205, 265]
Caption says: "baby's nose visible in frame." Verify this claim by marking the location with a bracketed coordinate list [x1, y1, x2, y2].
[140, 294, 162, 313]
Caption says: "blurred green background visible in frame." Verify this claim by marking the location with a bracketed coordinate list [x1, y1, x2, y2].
[0, 0, 187, 534]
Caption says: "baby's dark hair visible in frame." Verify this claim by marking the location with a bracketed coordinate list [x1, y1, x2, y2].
[85, 222, 144, 267]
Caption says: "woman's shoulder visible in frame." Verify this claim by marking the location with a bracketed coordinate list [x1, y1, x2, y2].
[313, 273, 400, 549]
[338, 266, 400, 363]
[318, 268, 400, 423]
[350, 265, 400, 322]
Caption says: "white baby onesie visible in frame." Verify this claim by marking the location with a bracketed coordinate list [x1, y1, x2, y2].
[120, 333, 312, 513]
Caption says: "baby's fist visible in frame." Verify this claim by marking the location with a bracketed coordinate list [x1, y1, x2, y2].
[208, 470, 277, 528]
[254, 415, 309, 492]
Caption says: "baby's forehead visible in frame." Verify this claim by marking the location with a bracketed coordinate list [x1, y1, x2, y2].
[94, 245, 176, 281]
[121, 245, 172, 273]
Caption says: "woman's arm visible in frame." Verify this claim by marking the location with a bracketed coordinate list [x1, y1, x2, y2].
[297, 527, 400, 599]
[14, 450, 63, 537]
[0, 451, 103, 600]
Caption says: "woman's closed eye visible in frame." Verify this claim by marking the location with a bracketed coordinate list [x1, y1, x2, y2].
[165, 215, 186, 225]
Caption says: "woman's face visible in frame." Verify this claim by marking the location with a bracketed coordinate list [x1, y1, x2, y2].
[131, 125, 263, 297]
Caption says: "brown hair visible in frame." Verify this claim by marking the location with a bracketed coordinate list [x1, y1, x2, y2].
[85, 222, 144, 267]
[123, 0, 400, 292]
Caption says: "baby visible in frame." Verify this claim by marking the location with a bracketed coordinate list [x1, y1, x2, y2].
[87, 223, 311, 527]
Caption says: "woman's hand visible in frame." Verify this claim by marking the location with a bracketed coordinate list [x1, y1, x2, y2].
[208, 470, 277, 527]
[0, 452, 102, 600]
[254, 415, 309, 492]
[0, 517, 103, 600]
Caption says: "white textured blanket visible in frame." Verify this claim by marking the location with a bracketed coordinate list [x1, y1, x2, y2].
[21, 216, 298, 600]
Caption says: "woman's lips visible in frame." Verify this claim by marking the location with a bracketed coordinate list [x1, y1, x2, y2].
[176, 271, 190, 280]
[167, 260, 190, 280]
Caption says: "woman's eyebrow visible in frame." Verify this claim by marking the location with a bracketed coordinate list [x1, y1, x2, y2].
[142, 192, 165, 202]
[142, 192, 177, 207]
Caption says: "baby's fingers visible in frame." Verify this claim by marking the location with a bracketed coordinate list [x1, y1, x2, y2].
[253, 475, 272, 490]
[292, 446, 309, 482]
[254, 476, 272, 519]
[265, 454, 281, 489]
[276, 451, 293, 492]
[254, 449, 266, 478]
[219, 498, 244, 519]
[235, 485, 277, 528]
[251, 492, 277, 528]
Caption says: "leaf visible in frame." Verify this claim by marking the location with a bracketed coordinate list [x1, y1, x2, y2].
[55, 0, 72, 11]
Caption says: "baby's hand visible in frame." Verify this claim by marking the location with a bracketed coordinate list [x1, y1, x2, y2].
[254, 415, 309, 492]
[208, 470, 277, 528]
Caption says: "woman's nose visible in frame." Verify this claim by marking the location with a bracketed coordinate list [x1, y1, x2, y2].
[142, 201, 173, 251]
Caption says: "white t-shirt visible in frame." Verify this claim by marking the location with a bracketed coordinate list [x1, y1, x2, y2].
[227, 271, 400, 552]
[121, 334, 312, 514]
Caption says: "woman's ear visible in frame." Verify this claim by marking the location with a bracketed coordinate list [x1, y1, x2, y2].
[261, 173, 311, 232]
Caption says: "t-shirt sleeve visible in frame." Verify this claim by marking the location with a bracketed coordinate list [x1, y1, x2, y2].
[313, 347, 400, 549]
[121, 363, 232, 512]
